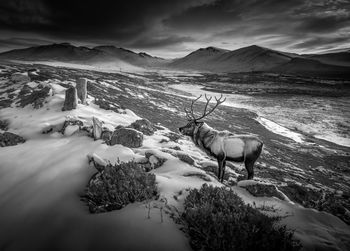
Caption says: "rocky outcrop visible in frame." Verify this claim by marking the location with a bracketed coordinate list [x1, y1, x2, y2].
[62, 87, 78, 111]
[110, 128, 143, 148]
[128, 119, 156, 136]
[76, 78, 87, 104]
[0, 132, 25, 147]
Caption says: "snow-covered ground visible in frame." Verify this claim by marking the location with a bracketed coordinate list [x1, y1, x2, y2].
[0, 71, 349, 251]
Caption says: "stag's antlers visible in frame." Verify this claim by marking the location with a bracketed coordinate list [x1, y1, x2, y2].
[184, 94, 226, 121]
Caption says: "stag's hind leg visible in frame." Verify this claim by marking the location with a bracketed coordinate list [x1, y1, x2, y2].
[244, 159, 255, 180]
[244, 143, 263, 180]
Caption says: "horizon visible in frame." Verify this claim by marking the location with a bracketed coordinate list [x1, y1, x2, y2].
[0, 0, 349, 58]
[1, 41, 349, 60]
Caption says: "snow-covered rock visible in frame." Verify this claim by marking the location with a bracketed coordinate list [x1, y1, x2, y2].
[92, 116, 103, 140]
[110, 127, 143, 148]
[64, 125, 80, 136]
[128, 118, 156, 136]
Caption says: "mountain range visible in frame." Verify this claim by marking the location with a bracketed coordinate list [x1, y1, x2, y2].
[0, 43, 349, 77]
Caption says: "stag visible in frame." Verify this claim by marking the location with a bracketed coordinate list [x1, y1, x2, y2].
[179, 94, 263, 182]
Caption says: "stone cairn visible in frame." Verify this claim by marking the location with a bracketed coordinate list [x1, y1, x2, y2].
[76, 78, 87, 104]
[62, 87, 78, 111]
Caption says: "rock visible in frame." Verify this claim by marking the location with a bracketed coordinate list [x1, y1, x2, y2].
[244, 183, 285, 200]
[62, 87, 78, 111]
[164, 132, 182, 142]
[87, 153, 107, 172]
[177, 153, 195, 165]
[76, 78, 87, 104]
[19, 85, 32, 96]
[145, 152, 167, 169]
[0, 120, 9, 131]
[101, 129, 113, 143]
[64, 125, 80, 136]
[11, 72, 31, 83]
[110, 128, 143, 148]
[128, 119, 156, 136]
[92, 117, 103, 140]
[0, 132, 26, 147]
[61, 117, 84, 134]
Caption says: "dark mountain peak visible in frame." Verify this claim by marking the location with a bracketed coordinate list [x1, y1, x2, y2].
[93, 45, 117, 50]
[59, 42, 72, 46]
[198, 46, 228, 53]
[138, 52, 152, 57]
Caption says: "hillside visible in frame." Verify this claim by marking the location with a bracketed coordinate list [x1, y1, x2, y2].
[0, 43, 166, 69]
[305, 51, 350, 67]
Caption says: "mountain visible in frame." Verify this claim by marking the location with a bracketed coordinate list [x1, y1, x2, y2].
[303, 51, 350, 67]
[169, 45, 350, 76]
[169, 45, 293, 72]
[1, 43, 350, 76]
[93, 45, 167, 67]
[0, 43, 166, 68]
[271, 57, 350, 78]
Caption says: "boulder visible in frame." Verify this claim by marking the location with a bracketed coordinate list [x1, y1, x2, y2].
[92, 117, 103, 140]
[128, 119, 156, 136]
[177, 153, 195, 165]
[101, 129, 113, 143]
[0, 120, 9, 131]
[145, 152, 167, 169]
[11, 72, 31, 83]
[61, 117, 84, 135]
[62, 87, 78, 111]
[64, 125, 80, 136]
[76, 78, 87, 104]
[110, 128, 143, 148]
[0, 132, 26, 147]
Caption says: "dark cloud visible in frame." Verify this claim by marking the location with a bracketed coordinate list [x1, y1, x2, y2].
[0, 0, 349, 56]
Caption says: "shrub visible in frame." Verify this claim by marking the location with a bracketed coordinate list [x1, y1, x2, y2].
[182, 184, 301, 251]
[83, 161, 158, 213]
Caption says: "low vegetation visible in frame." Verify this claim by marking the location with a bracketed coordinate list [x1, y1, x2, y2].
[83, 161, 158, 213]
[182, 184, 301, 251]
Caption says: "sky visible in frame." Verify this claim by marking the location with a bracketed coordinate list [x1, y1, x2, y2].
[0, 0, 349, 58]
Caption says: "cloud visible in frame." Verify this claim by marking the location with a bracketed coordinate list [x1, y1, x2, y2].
[0, 0, 349, 55]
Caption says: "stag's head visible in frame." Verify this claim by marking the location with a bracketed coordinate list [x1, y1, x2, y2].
[179, 94, 226, 137]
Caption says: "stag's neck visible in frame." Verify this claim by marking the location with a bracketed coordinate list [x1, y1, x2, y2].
[193, 122, 218, 149]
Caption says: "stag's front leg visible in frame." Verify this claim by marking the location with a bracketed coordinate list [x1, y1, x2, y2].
[216, 153, 226, 183]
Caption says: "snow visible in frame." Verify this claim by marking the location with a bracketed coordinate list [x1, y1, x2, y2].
[256, 117, 304, 143]
[0, 76, 349, 251]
